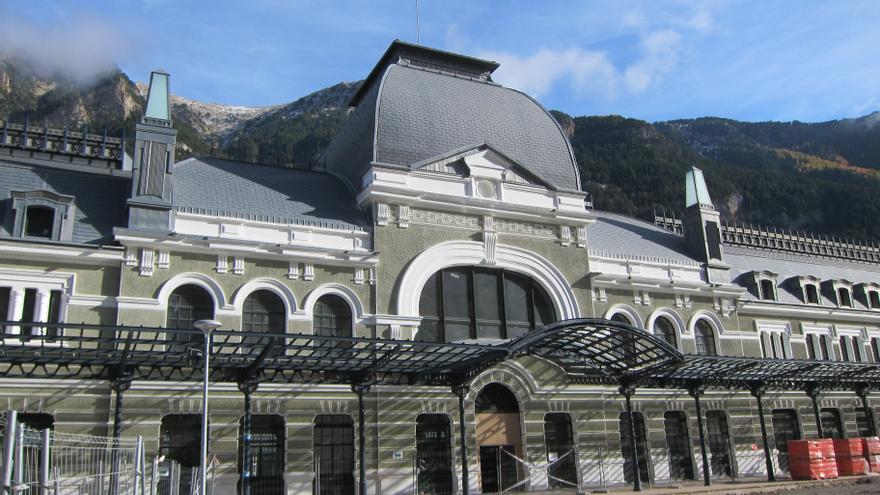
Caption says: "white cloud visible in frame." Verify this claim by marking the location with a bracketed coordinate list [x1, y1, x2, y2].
[0, 15, 135, 82]
[482, 29, 683, 100]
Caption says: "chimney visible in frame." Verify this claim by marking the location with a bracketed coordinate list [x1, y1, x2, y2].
[127, 70, 177, 232]
[682, 167, 730, 284]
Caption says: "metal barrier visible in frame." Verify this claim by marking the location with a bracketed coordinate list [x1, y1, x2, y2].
[1, 410, 146, 495]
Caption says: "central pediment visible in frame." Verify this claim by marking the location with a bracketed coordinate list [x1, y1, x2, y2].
[411, 143, 553, 189]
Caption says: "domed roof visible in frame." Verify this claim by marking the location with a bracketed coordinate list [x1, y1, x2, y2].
[323, 41, 581, 193]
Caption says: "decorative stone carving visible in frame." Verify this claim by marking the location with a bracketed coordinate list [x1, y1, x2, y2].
[376, 203, 390, 226]
[559, 225, 572, 246]
[157, 250, 170, 269]
[303, 264, 315, 281]
[368, 268, 376, 285]
[495, 219, 557, 238]
[409, 208, 480, 229]
[216, 255, 228, 274]
[233, 257, 245, 275]
[287, 262, 300, 280]
[124, 247, 138, 267]
[353, 268, 365, 285]
[397, 205, 410, 228]
[575, 226, 587, 248]
[139, 249, 155, 277]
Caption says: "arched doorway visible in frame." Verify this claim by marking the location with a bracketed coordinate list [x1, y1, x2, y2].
[476, 384, 523, 493]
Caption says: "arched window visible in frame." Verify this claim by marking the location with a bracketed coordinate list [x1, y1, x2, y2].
[610, 312, 634, 325]
[313, 295, 352, 337]
[653, 316, 677, 348]
[694, 319, 717, 356]
[243, 290, 285, 334]
[167, 284, 214, 350]
[417, 267, 556, 343]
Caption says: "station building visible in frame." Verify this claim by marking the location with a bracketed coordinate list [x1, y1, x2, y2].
[1, 41, 880, 494]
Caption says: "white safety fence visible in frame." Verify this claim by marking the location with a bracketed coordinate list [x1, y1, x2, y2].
[1, 411, 146, 495]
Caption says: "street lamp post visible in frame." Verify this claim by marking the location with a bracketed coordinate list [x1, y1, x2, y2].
[194, 319, 222, 495]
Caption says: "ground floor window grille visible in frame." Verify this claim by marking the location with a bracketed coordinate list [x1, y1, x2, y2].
[663, 411, 695, 481]
[159, 414, 202, 495]
[239, 415, 285, 495]
[705, 411, 733, 478]
[856, 407, 875, 437]
[314, 414, 354, 495]
[416, 414, 453, 495]
[771, 409, 800, 472]
[820, 408, 844, 439]
[544, 413, 577, 489]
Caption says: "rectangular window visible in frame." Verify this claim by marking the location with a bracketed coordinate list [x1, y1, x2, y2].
[47, 290, 63, 338]
[856, 408, 875, 437]
[872, 337, 880, 363]
[760, 279, 776, 301]
[805, 334, 817, 360]
[840, 336, 851, 362]
[838, 288, 852, 307]
[0, 287, 10, 334]
[820, 409, 845, 439]
[474, 270, 503, 339]
[21, 288, 37, 337]
[820, 334, 834, 361]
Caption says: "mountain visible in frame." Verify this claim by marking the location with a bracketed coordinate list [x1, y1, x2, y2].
[4, 52, 880, 240]
[556, 112, 880, 239]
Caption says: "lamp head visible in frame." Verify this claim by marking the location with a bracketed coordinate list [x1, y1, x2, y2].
[193, 319, 222, 334]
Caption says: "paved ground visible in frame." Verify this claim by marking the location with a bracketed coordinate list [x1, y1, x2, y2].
[527, 475, 880, 494]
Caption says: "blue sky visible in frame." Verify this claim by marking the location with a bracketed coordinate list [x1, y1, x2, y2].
[2, 0, 878, 122]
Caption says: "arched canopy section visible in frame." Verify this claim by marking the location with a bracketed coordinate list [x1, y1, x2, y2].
[397, 240, 579, 321]
[156, 272, 228, 311]
[508, 318, 685, 383]
[231, 278, 298, 318]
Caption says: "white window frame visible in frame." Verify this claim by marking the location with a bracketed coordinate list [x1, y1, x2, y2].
[836, 327, 868, 363]
[757, 321, 791, 359]
[797, 276, 822, 305]
[11, 190, 76, 242]
[751, 271, 779, 301]
[0, 268, 73, 338]
[828, 279, 854, 308]
[802, 324, 835, 361]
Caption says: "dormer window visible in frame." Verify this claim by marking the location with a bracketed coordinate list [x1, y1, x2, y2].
[749, 271, 778, 301]
[11, 190, 75, 242]
[797, 276, 822, 305]
[871, 291, 880, 309]
[24, 206, 55, 238]
[837, 287, 853, 307]
[855, 283, 880, 310]
[805, 285, 820, 304]
[760, 279, 776, 301]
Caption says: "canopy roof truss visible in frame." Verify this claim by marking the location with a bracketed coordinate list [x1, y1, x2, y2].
[1, 319, 879, 391]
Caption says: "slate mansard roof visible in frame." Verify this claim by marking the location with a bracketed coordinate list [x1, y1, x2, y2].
[0, 160, 129, 245]
[323, 42, 581, 193]
[172, 157, 369, 230]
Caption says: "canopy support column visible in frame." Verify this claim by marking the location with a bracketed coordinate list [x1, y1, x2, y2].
[619, 384, 641, 492]
[238, 381, 258, 495]
[109, 376, 132, 495]
[856, 386, 876, 436]
[806, 384, 823, 438]
[353, 383, 371, 495]
[750, 385, 775, 482]
[453, 383, 470, 495]
[689, 385, 711, 486]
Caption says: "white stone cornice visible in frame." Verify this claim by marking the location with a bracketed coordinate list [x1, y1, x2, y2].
[357, 167, 594, 227]
[0, 240, 123, 266]
[739, 300, 880, 324]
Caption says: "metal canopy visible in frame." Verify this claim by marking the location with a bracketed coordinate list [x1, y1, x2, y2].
[1, 319, 880, 390]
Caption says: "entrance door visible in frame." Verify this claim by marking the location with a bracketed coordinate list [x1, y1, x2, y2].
[663, 411, 695, 481]
[158, 414, 201, 495]
[705, 411, 733, 478]
[479, 445, 518, 493]
[619, 412, 650, 484]
[416, 415, 453, 495]
[544, 413, 577, 488]
[475, 384, 523, 493]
